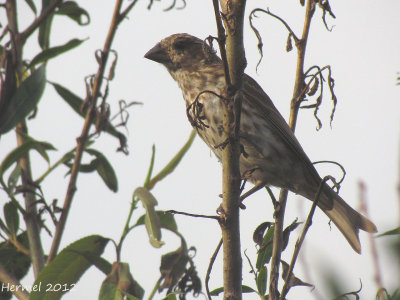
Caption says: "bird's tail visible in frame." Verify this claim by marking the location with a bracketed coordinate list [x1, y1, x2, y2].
[320, 189, 377, 253]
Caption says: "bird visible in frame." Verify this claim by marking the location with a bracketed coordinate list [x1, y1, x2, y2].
[144, 33, 377, 253]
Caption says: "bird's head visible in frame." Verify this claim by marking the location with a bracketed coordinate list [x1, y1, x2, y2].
[144, 33, 220, 73]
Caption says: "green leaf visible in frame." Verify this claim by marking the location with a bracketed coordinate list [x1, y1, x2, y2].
[24, 0, 37, 14]
[376, 227, 400, 237]
[18, 132, 57, 163]
[134, 187, 163, 248]
[257, 266, 268, 296]
[38, 0, 54, 49]
[209, 285, 256, 296]
[0, 66, 46, 134]
[143, 145, 156, 189]
[4, 202, 19, 238]
[29, 38, 87, 68]
[0, 138, 55, 180]
[7, 163, 21, 193]
[0, 232, 30, 300]
[85, 149, 118, 192]
[56, 1, 90, 25]
[148, 130, 196, 190]
[134, 211, 178, 233]
[66, 249, 112, 275]
[49, 81, 83, 116]
[161, 293, 177, 300]
[50, 82, 127, 151]
[256, 225, 275, 270]
[30, 235, 109, 300]
[99, 262, 144, 300]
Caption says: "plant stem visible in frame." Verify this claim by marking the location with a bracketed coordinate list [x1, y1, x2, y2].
[6, 0, 46, 277]
[215, 1, 247, 299]
[268, 1, 315, 298]
[47, 0, 130, 263]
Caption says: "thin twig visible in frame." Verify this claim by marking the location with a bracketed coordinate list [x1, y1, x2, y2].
[212, 0, 231, 87]
[313, 160, 346, 185]
[47, 0, 130, 263]
[205, 238, 223, 300]
[19, 0, 63, 43]
[118, 0, 140, 22]
[280, 176, 331, 299]
[166, 210, 220, 221]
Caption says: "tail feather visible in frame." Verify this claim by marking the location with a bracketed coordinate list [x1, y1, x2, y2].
[321, 191, 377, 254]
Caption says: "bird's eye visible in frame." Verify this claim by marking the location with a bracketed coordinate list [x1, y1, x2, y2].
[173, 41, 187, 51]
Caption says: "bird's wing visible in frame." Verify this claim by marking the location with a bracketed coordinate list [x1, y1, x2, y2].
[242, 74, 320, 184]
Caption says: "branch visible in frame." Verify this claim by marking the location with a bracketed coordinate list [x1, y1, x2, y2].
[47, 0, 132, 263]
[0, 264, 29, 300]
[269, 1, 316, 299]
[212, 0, 231, 87]
[6, 0, 46, 277]
[280, 176, 331, 299]
[19, 0, 62, 43]
[213, 1, 247, 299]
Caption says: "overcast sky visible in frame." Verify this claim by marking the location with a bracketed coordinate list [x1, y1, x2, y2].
[1, 0, 400, 299]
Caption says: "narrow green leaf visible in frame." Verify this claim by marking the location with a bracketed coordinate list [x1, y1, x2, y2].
[7, 163, 21, 193]
[29, 38, 87, 68]
[99, 262, 143, 300]
[257, 266, 268, 296]
[50, 82, 127, 150]
[56, 1, 90, 25]
[0, 139, 55, 180]
[24, 0, 37, 14]
[376, 227, 400, 237]
[242, 285, 258, 293]
[134, 187, 163, 248]
[30, 235, 109, 300]
[148, 130, 196, 190]
[4, 202, 19, 238]
[210, 285, 256, 296]
[143, 145, 156, 189]
[0, 66, 46, 134]
[256, 225, 275, 270]
[66, 249, 112, 275]
[86, 149, 118, 192]
[50, 81, 83, 116]
[38, 0, 54, 49]
[18, 132, 57, 163]
[161, 293, 177, 300]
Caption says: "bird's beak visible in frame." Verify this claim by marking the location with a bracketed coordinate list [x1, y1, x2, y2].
[144, 43, 170, 65]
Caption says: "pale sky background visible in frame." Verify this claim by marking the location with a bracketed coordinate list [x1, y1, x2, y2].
[1, 0, 400, 299]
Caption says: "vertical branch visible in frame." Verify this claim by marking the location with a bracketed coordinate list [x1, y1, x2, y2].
[213, 1, 247, 299]
[5, 0, 46, 277]
[269, 0, 316, 299]
[46, 0, 137, 263]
